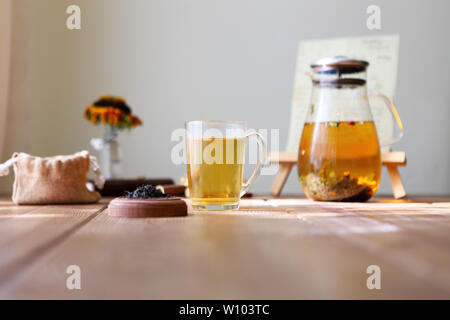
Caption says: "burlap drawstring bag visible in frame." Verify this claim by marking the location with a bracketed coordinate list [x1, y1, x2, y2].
[0, 151, 104, 204]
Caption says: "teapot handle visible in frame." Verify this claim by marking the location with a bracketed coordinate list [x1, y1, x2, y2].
[368, 93, 404, 148]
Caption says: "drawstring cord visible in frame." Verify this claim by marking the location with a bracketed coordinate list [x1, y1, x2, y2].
[0, 157, 18, 177]
[89, 155, 105, 190]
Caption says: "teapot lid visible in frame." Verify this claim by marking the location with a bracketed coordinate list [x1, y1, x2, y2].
[311, 56, 369, 74]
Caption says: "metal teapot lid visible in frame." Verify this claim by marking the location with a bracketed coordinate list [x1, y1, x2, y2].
[311, 56, 369, 74]
[310, 56, 368, 87]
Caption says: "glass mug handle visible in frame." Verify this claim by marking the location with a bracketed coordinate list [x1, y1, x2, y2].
[240, 130, 267, 197]
[369, 93, 404, 148]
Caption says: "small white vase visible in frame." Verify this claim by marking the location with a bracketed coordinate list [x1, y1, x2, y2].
[96, 126, 123, 180]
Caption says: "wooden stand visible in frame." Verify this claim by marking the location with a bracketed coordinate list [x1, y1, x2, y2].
[269, 151, 407, 199]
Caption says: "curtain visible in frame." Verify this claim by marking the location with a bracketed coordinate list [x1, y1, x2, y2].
[0, 0, 12, 160]
[0, 0, 30, 193]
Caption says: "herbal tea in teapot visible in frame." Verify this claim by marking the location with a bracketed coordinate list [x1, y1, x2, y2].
[297, 57, 402, 202]
[298, 120, 381, 201]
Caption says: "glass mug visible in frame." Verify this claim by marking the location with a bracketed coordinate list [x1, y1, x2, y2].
[185, 120, 266, 210]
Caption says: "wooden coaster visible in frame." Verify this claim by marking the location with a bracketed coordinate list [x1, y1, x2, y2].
[108, 197, 188, 218]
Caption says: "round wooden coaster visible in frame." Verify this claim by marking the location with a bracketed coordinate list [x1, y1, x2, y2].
[108, 197, 188, 218]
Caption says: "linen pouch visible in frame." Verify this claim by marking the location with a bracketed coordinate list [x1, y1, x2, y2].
[0, 151, 104, 204]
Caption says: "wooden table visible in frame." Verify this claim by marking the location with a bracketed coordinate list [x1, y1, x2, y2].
[0, 196, 449, 299]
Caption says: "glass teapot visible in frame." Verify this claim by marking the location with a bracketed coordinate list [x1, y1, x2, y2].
[297, 57, 403, 202]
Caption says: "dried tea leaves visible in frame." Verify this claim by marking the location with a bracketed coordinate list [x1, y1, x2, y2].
[302, 171, 374, 202]
[124, 185, 172, 199]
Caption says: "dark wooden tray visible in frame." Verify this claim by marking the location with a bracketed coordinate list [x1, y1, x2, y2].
[92, 178, 174, 197]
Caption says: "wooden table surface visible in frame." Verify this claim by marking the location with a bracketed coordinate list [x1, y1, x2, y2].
[0, 195, 449, 299]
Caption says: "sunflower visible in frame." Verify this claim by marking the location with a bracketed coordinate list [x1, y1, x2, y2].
[84, 95, 143, 129]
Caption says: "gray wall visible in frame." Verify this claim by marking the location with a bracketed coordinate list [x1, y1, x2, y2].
[2, 0, 449, 195]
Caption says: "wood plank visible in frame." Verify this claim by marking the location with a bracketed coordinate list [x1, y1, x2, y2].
[432, 202, 450, 208]
[0, 202, 107, 290]
[2, 200, 449, 299]
[279, 202, 450, 295]
[270, 163, 293, 196]
[381, 151, 407, 165]
[269, 151, 407, 165]
[268, 151, 297, 163]
[0, 198, 44, 221]
[386, 164, 407, 198]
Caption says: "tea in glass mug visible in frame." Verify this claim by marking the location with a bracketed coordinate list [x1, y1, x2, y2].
[185, 120, 266, 210]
